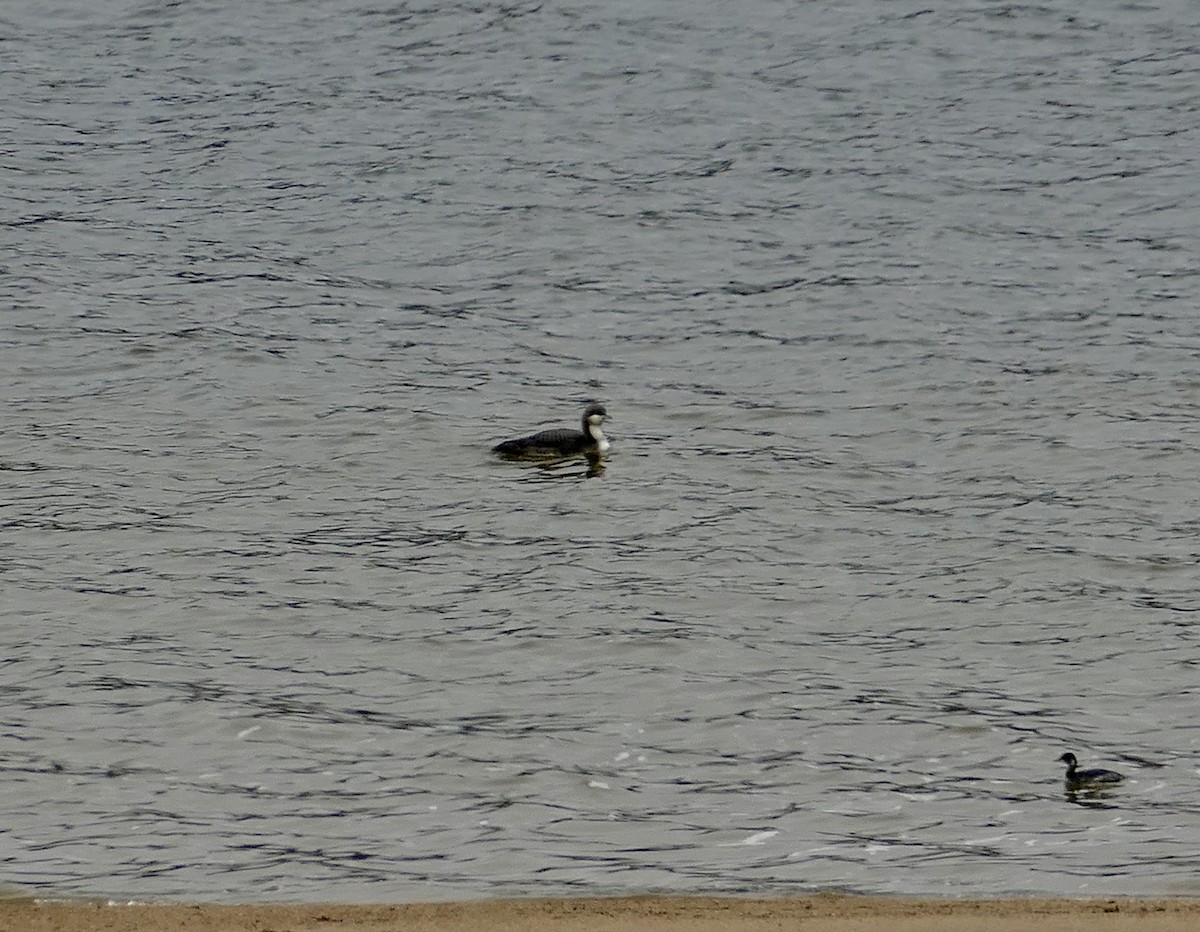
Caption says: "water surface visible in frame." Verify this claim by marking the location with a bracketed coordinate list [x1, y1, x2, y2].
[3, 0, 1200, 903]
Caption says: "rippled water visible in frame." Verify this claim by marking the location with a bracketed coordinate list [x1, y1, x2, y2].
[3, 0, 1200, 904]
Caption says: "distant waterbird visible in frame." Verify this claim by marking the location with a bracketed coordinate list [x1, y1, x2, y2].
[492, 403, 610, 460]
[1059, 752, 1124, 789]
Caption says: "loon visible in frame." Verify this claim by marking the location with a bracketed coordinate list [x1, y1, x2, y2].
[1059, 752, 1124, 788]
[492, 404, 609, 459]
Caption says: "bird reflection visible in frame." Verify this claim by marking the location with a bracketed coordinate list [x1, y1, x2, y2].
[511, 451, 606, 480]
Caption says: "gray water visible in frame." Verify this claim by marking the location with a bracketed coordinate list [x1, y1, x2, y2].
[3, 0, 1200, 904]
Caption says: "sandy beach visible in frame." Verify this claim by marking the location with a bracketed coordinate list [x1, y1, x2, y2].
[4, 895, 1199, 932]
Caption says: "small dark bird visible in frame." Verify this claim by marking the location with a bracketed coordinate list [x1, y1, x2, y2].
[492, 404, 610, 460]
[1059, 752, 1124, 788]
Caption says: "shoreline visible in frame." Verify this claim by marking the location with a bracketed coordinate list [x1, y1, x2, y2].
[4, 895, 1200, 932]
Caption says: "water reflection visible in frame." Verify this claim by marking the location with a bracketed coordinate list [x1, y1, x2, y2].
[1064, 786, 1122, 810]
[500, 452, 606, 479]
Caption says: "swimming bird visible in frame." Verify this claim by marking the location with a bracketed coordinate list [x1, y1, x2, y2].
[1059, 752, 1124, 788]
[492, 403, 610, 460]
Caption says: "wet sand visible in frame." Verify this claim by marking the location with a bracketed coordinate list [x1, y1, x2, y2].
[4, 895, 1199, 932]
